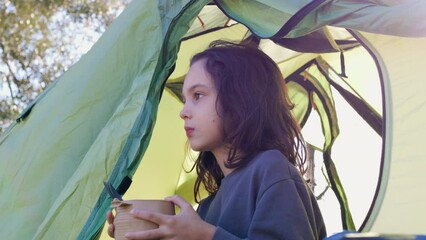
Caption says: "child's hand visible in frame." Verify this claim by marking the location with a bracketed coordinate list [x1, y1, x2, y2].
[107, 210, 115, 238]
[124, 195, 215, 240]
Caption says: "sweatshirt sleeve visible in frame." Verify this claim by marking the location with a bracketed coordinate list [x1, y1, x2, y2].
[212, 179, 324, 240]
[212, 227, 243, 240]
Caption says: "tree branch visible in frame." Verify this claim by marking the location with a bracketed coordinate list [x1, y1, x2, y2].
[3, 56, 21, 94]
[0, 42, 16, 99]
[5, 76, 15, 100]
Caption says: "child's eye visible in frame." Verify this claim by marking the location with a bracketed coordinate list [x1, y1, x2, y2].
[194, 92, 203, 100]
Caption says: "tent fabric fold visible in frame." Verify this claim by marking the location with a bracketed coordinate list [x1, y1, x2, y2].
[215, 0, 426, 38]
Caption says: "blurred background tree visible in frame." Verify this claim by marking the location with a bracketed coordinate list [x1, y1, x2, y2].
[0, 0, 130, 132]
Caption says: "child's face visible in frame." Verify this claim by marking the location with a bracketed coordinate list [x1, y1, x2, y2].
[180, 59, 225, 153]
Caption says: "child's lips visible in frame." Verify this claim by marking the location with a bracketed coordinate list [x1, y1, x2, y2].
[184, 127, 194, 137]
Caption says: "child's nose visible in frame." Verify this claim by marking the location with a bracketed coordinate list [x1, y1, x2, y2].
[180, 105, 190, 119]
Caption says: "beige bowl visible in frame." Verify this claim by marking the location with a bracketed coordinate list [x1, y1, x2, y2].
[112, 199, 175, 240]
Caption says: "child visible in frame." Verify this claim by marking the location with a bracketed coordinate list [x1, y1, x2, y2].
[107, 41, 326, 239]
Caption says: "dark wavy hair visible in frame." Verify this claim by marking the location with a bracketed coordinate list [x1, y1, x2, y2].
[189, 40, 306, 202]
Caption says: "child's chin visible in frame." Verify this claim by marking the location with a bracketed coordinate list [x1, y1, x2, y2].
[189, 143, 204, 152]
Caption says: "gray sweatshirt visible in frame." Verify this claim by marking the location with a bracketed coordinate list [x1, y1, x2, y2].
[197, 149, 327, 240]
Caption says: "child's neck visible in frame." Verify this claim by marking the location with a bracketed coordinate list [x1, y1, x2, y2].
[211, 146, 234, 176]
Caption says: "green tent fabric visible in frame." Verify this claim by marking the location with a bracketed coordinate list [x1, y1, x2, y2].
[0, 0, 425, 239]
[0, 0, 209, 239]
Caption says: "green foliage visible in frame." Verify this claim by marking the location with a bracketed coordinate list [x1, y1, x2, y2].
[0, 0, 129, 132]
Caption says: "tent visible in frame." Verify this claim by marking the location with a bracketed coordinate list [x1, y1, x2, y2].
[0, 0, 425, 239]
